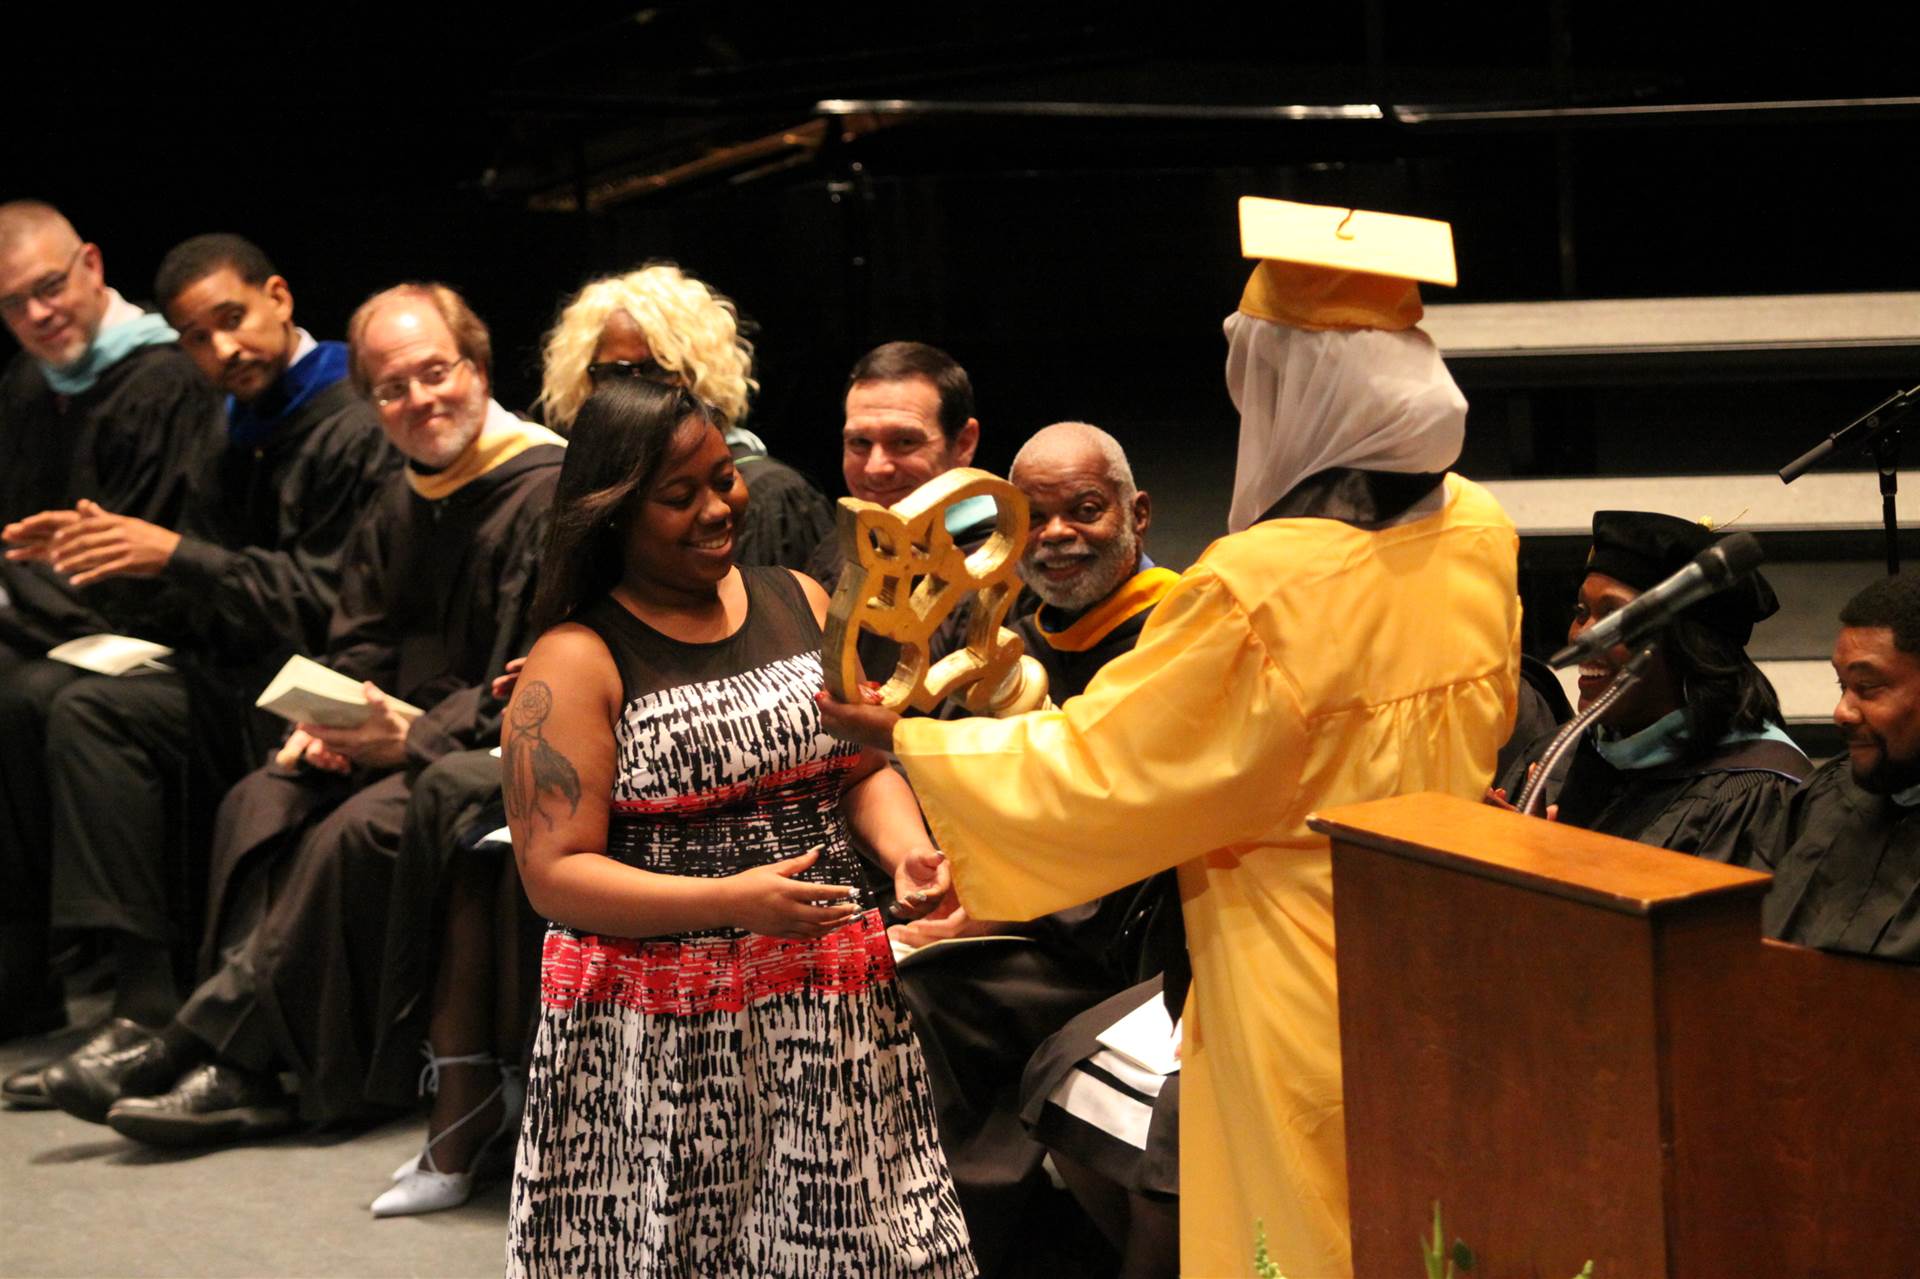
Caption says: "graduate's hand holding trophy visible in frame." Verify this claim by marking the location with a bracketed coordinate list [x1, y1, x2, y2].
[813, 679, 899, 753]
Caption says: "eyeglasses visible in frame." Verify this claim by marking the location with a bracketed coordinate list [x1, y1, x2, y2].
[587, 358, 680, 387]
[0, 245, 86, 318]
[370, 357, 470, 407]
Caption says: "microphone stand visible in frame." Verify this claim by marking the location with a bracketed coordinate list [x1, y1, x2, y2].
[1517, 644, 1660, 818]
[1877, 432, 1902, 578]
[1778, 382, 1920, 576]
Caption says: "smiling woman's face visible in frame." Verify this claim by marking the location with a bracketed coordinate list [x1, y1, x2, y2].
[621, 415, 748, 595]
[1568, 571, 1682, 731]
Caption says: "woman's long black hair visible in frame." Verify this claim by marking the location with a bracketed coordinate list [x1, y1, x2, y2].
[1663, 614, 1784, 761]
[528, 379, 713, 634]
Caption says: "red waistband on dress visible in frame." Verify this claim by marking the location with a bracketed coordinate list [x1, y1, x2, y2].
[539, 911, 897, 1014]
[610, 754, 858, 816]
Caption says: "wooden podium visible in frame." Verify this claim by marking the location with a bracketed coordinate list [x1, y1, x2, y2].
[1309, 793, 1920, 1279]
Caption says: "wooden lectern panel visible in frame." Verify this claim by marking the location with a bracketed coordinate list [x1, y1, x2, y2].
[1311, 792, 1920, 1279]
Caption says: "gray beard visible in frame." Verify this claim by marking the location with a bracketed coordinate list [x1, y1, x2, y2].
[1020, 527, 1138, 613]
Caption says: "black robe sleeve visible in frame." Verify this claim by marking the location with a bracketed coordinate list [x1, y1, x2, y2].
[1762, 758, 1920, 962]
[402, 512, 547, 768]
[0, 346, 223, 650]
[157, 406, 401, 661]
[320, 486, 404, 691]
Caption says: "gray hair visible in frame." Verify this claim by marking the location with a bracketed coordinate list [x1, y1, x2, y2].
[1009, 421, 1136, 502]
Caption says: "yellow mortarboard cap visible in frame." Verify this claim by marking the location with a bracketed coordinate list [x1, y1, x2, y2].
[1237, 196, 1457, 332]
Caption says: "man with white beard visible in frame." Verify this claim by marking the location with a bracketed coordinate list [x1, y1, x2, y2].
[893, 421, 1186, 1279]
[1005, 421, 1170, 690]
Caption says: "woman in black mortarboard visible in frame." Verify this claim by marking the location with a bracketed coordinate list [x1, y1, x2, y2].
[1495, 510, 1810, 866]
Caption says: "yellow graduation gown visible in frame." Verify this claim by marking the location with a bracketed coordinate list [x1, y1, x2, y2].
[893, 474, 1520, 1278]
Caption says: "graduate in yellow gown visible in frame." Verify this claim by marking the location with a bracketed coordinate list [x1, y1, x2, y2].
[821, 199, 1521, 1278]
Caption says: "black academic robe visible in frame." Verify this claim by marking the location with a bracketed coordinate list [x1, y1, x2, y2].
[1761, 756, 1920, 962]
[0, 343, 219, 949]
[0, 345, 221, 651]
[180, 443, 563, 1122]
[39, 379, 403, 956]
[1499, 729, 1809, 866]
[157, 379, 403, 775]
[730, 444, 833, 572]
[157, 379, 402, 662]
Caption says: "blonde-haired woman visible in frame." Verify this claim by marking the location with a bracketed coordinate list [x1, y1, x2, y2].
[540, 264, 832, 570]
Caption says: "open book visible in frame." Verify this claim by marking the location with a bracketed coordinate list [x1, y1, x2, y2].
[254, 654, 424, 728]
[46, 634, 174, 676]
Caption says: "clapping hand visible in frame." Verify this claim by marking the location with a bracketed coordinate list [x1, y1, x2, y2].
[2, 508, 80, 563]
[46, 499, 181, 586]
[1484, 763, 1559, 821]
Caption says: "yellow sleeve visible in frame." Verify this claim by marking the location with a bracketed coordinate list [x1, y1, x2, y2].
[893, 569, 1305, 920]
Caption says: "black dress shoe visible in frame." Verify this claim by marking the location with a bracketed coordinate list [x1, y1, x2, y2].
[105, 1062, 296, 1148]
[1, 1064, 54, 1110]
[40, 1018, 189, 1124]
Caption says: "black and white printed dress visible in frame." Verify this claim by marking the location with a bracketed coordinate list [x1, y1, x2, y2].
[507, 568, 974, 1279]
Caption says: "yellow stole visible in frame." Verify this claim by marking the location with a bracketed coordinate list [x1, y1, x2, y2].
[407, 402, 566, 501]
[1034, 566, 1181, 653]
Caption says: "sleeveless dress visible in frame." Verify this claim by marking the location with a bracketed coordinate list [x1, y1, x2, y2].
[506, 567, 974, 1279]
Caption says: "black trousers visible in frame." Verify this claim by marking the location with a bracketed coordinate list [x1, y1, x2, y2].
[897, 940, 1120, 1277]
[177, 763, 411, 1121]
[44, 669, 195, 945]
[0, 645, 83, 934]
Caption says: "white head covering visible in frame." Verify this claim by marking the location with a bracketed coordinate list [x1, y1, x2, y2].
[1222, 310, 1467, 533]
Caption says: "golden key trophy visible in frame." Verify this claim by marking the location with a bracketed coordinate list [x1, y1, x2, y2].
[821, 468, 1050, 717]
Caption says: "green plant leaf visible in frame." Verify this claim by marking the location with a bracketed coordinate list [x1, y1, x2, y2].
[1250, 1218, 1285, 1279]
[1423, 1201, 1446, 1279]
[1452, 1239, 1475, 1272]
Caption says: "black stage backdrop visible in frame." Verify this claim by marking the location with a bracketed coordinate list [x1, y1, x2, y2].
[8, 8, 1920, 572]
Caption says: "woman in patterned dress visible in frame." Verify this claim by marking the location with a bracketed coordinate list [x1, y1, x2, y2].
[501, 378, 975, 1278]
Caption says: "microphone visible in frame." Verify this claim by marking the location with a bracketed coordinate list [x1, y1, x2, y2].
[1549, 532, 1764, 669]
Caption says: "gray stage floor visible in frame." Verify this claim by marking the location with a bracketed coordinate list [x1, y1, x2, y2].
[0, 1001, 509, 1279]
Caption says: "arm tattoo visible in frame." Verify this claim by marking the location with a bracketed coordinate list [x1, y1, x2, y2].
[503, 680, 582, 833]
